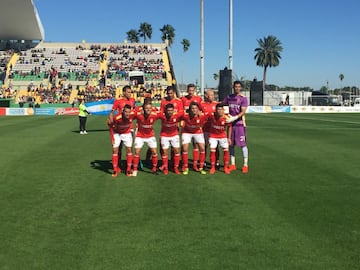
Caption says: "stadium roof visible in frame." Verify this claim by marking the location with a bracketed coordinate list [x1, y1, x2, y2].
[0, 0, 44, 41]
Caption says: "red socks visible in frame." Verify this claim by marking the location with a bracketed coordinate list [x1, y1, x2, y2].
[223, 149, 229, 168]
[133, 155, 140, 171]
[173, 154, 180, 170]
[126, 153, 132, 171]
[210, 150, 216, 168]
[152, 154, 158, 169]
[112, 154, 119, 170]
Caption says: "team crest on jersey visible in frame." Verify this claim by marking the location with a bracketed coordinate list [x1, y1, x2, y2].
[221, 121, 225, 125]
[150, 119, 154, 123]
[173, 118, 176, 122]
[196, 119, 200, 123]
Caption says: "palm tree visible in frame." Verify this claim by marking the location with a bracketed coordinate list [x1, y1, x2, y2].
[339, 73, 344, 96]
[254, 35, 283, 91]
[181, 38, 190, 53]
[126, 29, 139, 43]
[160, 24, 175, 46]
[180, 38, 190, 89]
[138, 22, 152, 43]
[213, 73, 219, 80]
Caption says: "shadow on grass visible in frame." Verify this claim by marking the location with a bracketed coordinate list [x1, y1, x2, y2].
[90, 158, 199, 175]
[90, 160, 113, 174]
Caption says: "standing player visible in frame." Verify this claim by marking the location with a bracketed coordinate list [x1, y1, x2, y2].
[107, 85, 136, 166]
[159, 103, 182, 175]
[108, 85, 135, 122]
[207, 103, 232, 174]
[159, 86, 183, 169]
[201, 89, 219, 167]
[111, 104, 134, 177]
[132, 102, 160, 176]
[222, 81, 249, 173]
[181, 83, 203, 171]
[181, 101, 207, 175]
[160, 86, 184, 113]
[181, 83, 203, 111]
[137, 97, 158, 167]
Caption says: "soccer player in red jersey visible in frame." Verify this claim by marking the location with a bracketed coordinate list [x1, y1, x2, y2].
[181, 101, 207, 175]
[159, 86, 183, 170]
[160, 86, 184, 113]
[159, 103, 183, 175]
[207, 103, 232, 174]
[109, 85, 136, 122]
[135, 97, 159, 167]
[181, 83, 203, 171]
[108, 85, 136, 161]
[111, 104, 134, 177]
[201, 89, 219, 167]
[132, 102, 161, 176]
[180, 83, 203, 111]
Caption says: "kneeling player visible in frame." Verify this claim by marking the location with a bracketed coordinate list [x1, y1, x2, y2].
[181, 101, 207, 175]
[132, 102, 160, 176]
[159, 103, 182, 175]
[208, 103, 232, 174]
[110, 104, 134, 177]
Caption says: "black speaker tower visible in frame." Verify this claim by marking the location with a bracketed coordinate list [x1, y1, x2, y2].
[218, 68, 232, 101]
[250, 79, 264, 105]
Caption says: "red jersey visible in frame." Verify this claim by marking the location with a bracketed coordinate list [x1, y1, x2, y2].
[160, 97, 184, 113]
[113, 112, 134, 134]
[208, 114, 231, 138]
[201, 101, 218, 132]
[159, 112, 183, 137]
[182, 112, 207, 134]
[181, 95, 203, 111]
[112, 97, 136, 113]
[134, 108, 160, 138]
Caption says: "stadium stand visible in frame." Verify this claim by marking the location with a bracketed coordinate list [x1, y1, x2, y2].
[0, 1, 178, 107]
[1, 42, 174, 106]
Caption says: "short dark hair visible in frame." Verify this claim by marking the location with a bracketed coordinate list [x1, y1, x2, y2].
[123, 104, 131, 110]
[165, 103, 174, 110]
[187, 83, 196, 89]
[143, 97, 152, 105]
[189, 101, 199, 109]
[216, 103, 224, 109]
[142, 98, 153, 110]
[165, 86, 174, 93]
[233, 80, 244, 87]
[123, 85, 131, 92]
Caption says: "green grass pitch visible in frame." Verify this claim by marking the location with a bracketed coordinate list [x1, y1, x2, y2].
[0, 113, 359, 269]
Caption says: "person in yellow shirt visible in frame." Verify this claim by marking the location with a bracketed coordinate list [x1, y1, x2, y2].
[78, 99, 90, 134]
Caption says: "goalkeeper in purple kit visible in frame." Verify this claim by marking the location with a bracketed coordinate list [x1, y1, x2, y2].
[222, 81, 249, 173]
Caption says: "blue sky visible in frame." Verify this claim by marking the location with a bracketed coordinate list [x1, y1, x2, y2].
[34, 0, 360, 90]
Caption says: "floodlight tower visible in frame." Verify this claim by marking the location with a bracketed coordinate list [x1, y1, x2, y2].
[229, 0, 233, 71]
[200, 0, 205, 97]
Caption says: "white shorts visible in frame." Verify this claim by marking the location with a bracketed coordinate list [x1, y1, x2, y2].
[134, 136, 157, 149]
[182, 133, 205, 145]
[160, 135, 180, 149]
[209, 137, 229, 149]
[113, 133, 133, 148]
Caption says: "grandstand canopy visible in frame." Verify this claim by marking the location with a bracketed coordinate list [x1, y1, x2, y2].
[0, 0, 44, 41]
